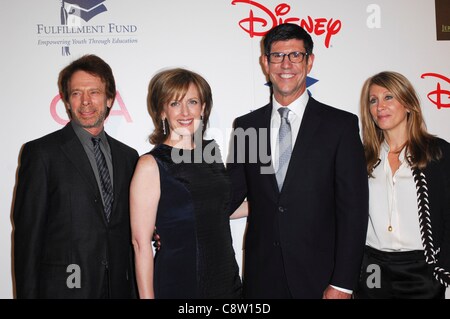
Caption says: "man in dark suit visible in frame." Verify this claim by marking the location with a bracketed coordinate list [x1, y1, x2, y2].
[227, 24, 369, 299]
[13, 55, 139, 298]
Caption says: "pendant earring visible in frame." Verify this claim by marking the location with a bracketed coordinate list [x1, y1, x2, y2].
[162, 119, 166, 135]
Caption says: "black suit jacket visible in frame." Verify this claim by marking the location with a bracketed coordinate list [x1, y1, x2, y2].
[228, 97, 369, 298]
[414, 138, 450, 286]
[13, 123, 139, 298]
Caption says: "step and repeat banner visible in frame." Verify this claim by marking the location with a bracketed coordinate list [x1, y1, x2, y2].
[1, 0, 449, 298]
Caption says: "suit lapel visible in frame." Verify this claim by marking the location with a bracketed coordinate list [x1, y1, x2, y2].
[265, 103, 278, 194]
[107, 134, 122, 219]
[281, 98, 322, 192]
[260, 103, 279, 195]
[60, 123, 109, 224]
[59, 124, 100, 196]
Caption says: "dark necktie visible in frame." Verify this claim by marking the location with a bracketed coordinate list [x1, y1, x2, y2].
[276, 107, 292, 191]
[92, 137, 113, 222]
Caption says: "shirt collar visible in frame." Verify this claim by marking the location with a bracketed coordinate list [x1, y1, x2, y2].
[271, 90, 309, 118]
[71, 121, 107, 147]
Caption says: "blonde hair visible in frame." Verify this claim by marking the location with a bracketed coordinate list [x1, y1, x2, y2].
[360, 71, 441, 175]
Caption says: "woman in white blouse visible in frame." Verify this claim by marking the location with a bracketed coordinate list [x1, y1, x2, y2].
[354, 71, 450, 298]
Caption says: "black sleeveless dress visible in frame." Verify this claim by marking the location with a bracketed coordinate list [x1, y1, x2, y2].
[150, 140, 242, 299]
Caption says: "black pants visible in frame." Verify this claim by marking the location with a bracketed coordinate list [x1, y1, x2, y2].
[354, 246, 445, 299]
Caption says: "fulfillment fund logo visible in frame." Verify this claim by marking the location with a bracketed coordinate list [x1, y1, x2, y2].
[37, 0, 139, 56]
[60, 0, 108, 55]
[61, 0, 108, 23]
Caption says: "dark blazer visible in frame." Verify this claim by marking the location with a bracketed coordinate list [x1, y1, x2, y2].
[13, 123, 139, 298]
[413, 138, 450, 286]
[228, 97, 369, 298]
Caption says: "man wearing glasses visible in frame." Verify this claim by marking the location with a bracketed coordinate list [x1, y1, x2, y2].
[227, 23, 368, 299]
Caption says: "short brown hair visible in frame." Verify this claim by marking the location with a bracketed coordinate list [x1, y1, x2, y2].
[147, 68, 213, 145]
[58, 54, 116, 116]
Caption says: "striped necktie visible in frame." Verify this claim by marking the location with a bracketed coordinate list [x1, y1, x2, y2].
[276, 107, 292, 191]
[92, 137, 113, 222]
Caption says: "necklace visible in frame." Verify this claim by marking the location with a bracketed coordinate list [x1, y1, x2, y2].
[387, 160, 396, 232]
[385, 154, 397, 233]
[385, 143, 406, 232]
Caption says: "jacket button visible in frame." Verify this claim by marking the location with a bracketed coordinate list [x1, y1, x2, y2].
[101, 260, 108, 266]
[273, 241, 280, 247]
[278, 206, 285, 213]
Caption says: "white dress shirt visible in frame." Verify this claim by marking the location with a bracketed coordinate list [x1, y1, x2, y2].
[366, 142, 424, 251]
[270, 91, 308, 170]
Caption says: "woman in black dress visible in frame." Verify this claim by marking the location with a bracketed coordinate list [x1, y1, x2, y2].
[130, 68, 242, 298]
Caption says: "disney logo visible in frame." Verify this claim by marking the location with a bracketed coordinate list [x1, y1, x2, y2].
[231, 0, 341, 48]
[421, 73, 450, 109]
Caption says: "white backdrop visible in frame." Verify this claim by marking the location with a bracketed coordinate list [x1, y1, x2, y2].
[1, 0, 449, 298]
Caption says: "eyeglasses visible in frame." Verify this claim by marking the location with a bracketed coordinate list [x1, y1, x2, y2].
[267, 51, 308, 64]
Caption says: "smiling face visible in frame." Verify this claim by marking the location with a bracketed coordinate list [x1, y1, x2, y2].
[369, 84, 409, 137]
[162, 83, 205, 146]
[263, 39, 314, 106]
[67, 70, 112, 136]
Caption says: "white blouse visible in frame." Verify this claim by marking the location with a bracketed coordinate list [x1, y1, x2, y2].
[366, 142, 424, 251]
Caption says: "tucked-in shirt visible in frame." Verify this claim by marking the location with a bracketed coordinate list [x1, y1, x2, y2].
[71, 121, 114, 207]
[270, 91, 308, 170]
[366, 141, 424, 251]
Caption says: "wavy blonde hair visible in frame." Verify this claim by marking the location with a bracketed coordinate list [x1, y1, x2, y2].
[360, 71, 441, 176]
